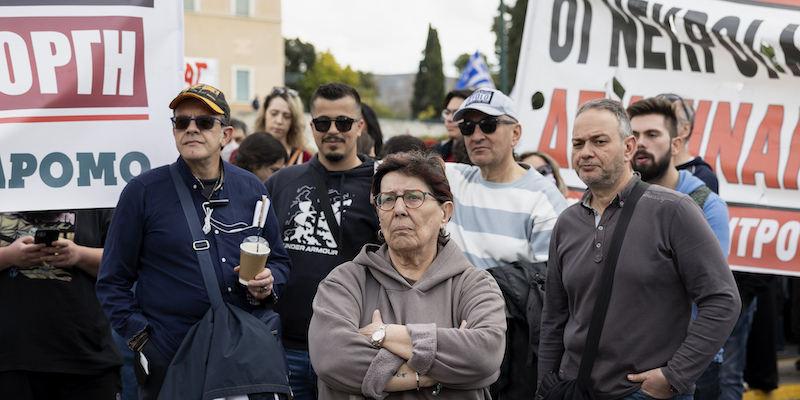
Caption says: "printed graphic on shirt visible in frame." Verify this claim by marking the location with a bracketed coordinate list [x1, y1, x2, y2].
[0, 212, 76, 281]
[282, 185, 353, 256]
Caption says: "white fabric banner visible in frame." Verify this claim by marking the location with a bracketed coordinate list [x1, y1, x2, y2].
[0, 1, 184, 212]
[512, 0, 800, 275]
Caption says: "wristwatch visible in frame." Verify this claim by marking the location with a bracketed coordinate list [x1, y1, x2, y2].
[370, 324, 388, 348]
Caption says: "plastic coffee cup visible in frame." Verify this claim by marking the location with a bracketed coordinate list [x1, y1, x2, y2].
[238, 236, 270, 285]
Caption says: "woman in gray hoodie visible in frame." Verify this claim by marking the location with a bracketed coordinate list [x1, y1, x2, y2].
[309, 151, 506, 399]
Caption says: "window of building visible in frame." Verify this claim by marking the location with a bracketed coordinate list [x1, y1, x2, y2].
[233, 0, 252, 16]
[233, 67, 254, 103]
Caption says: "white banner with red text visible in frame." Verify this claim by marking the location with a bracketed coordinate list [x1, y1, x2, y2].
[0, 0, 183, 212]
[512, 0, 800, 275]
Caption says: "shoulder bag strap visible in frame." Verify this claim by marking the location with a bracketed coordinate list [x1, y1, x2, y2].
[170, 162, 224, 310]
[576, 180, 649, 390]
[288, 148, 301, 165]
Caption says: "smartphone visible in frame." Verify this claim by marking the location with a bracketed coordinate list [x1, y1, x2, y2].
[34, 229, 60, 245]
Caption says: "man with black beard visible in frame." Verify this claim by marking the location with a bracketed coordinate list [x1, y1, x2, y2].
[265, 82, 380, 400]
[629, 97, 731, 400]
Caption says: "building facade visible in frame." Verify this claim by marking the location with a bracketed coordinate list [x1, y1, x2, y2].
[183, 0, 283, 120]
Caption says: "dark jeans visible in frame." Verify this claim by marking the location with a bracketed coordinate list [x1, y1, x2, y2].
[285, 348, 318, 400]
[135, 340, 171, 400]
[618, 389, 693, 400]
[694, 361, 720, 400]
[0, 369, 121, 400]
[113, 329, 139, 400]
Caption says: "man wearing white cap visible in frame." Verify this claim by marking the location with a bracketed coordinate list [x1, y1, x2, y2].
[444, 88, 568, 398]
[445, 88, 567, 270]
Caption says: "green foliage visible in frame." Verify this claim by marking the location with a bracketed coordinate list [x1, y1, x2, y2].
[300, 51, 360, 108]
[411, 25, 445, 119]
[454, 53, 471, 76]
[285, 37, 316, 74]
[507, 0, 528, 89]
[284, 38, 315, 96]
[417, 105, 438, 121]
[358, 71, 379, 107]
[492, 0, 528, 91]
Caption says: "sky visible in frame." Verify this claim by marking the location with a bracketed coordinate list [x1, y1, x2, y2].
[281, 0, 506, 78]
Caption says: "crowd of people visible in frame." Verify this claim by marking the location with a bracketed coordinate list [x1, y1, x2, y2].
[0, 80, 796, 400]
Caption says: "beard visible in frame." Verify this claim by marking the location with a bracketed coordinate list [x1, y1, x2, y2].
[632, 148, 671, 182]
[324, 152, 344, 163]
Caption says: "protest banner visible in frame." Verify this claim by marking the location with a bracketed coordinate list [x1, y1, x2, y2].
[512, 0, 800, 275]
[0, 0, 183, 212]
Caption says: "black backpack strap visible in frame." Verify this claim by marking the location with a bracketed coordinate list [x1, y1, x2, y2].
[689, 185, 711, 209]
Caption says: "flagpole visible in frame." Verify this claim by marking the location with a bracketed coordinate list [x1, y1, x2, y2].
[498, 0, 508, 93]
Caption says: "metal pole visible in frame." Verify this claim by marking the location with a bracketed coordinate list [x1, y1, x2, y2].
[499, 0, 508, 93]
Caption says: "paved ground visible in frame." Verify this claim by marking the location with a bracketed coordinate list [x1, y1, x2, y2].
[743, 344, 800, 400]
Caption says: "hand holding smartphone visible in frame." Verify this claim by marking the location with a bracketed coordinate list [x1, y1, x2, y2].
[33, 229, 60, 246]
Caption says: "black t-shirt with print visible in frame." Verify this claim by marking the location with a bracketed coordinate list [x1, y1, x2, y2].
[0, 209, 123, 374]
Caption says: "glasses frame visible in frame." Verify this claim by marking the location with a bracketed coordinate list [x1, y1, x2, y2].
[441, 109, 458, 120]
[171, 116, 227, 130]
[656, 93, 695, 135]
[458, 118, 517, 136]
[536, 164, 554, 176]
[373, 190, 434, 211]
[311, 116, 361, 133]
[272, 86, 299, 98]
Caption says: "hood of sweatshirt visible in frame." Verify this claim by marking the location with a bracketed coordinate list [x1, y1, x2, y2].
[354, 240, 474, 293]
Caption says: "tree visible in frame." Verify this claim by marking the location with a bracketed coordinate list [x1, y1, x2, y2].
[411, 25, 445, 120]
[284, 38, 315, 91]
[492, 0, 528, 91]
[301, 51, 360, 107]
[507, 0, 528, 89]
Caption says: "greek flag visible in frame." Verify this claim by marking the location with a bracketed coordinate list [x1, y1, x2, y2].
[455, 52, 495, 90]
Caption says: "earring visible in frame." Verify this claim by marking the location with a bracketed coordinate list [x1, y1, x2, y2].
[377, 229, 384, 240]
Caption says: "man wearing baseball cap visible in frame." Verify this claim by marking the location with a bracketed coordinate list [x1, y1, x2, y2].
[444, 88, 568, 397]
[96, 84, 292, 399]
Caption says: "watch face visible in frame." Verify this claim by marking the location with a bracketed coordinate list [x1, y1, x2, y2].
[372, 329, 385, 342]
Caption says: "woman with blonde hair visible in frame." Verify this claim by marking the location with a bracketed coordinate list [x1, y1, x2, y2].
[518, 151, 569, 197]
[254, 87, 313, 165]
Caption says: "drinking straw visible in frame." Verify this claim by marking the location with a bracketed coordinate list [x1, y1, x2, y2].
[256, 194, 268, 251]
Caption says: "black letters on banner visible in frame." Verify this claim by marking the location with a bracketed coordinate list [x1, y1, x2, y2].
[712, 17, 757, 77]
[550, 0, 578, 62]
[604, 0, 638, 67]
[780, 24, 800, 76]
[684, 11, 715, 73]
[629, 0, 667, 69]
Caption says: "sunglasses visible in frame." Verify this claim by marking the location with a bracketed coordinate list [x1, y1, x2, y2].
[441, 109, 459, 120]
[536, 164, 554, 176]
[272, 86, 298, 97]
[171, 116, 226, 130]
[656, 93, 694, 133]
[311, 116, 360, 133]
[458, 118, 516, 136]
[373, 190, 433, 211]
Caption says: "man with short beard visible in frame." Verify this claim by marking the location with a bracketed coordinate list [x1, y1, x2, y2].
[629, 97, 730, 400]
[539, 98, 739, 400]
[265, 82, 380, 400]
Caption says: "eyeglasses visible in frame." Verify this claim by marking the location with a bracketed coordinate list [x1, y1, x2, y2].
[656, 93, 695, 134]
[536, 164, 554, 176]
[311, 116, 360, 133]
[373, 190, 433, 211]
[458, 118, 516, 136]
[171, 116, 227, 130]
[271, 86, 298, 97]
[441, 109, 459, 120]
